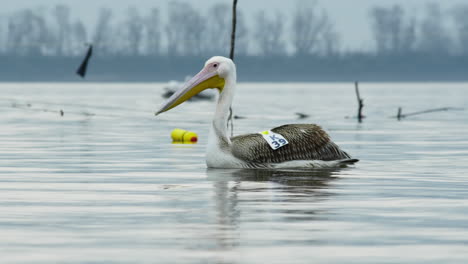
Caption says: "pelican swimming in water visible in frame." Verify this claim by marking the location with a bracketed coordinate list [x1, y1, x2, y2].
[155, 56, 358, 169]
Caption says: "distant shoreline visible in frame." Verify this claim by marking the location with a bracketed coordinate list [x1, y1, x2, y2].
[1, 55, 467, 83]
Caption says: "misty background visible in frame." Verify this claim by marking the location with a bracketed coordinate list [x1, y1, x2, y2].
[0, 0, 467, 82]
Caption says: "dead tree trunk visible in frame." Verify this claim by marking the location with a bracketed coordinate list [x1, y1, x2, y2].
[228, 0, 238, 136]
[229, 0, 238, 60]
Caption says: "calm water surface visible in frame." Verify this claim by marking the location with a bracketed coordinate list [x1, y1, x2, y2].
[1, 82, 468, 263]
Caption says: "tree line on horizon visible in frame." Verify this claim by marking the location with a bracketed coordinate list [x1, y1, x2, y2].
[0, 1, 467, 58]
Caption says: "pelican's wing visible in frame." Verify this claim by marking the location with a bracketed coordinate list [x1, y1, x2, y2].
[231, 124, 351, 164]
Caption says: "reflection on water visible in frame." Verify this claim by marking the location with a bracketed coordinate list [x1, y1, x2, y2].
[1, 82, 468, 264]
[207, 168, 342, 250]
[208, 168, 339, 194]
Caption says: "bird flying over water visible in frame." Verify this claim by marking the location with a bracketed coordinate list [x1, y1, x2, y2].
[155, 56, 358, 169]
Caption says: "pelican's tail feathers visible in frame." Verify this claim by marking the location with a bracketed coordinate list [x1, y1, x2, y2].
[339, 159, 359, 165]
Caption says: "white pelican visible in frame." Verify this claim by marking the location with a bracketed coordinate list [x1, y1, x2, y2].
[155, 56, 358, 169]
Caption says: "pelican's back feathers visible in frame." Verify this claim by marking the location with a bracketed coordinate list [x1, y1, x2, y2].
[231, 124, 353, 164]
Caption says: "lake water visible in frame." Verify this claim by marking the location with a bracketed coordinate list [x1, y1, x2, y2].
[1, 82, 468, 264]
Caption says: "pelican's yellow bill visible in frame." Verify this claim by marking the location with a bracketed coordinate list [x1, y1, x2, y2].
[155, 73, 225, 115]
[167, 75, 225, 112]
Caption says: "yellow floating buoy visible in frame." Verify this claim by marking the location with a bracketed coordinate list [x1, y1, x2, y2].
[171, 128, 198, 143]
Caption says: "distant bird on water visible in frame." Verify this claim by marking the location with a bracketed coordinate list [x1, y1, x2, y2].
[155, 56, 358, 169]
[295, 112, 310, 119]
[76, 44, 93, 78]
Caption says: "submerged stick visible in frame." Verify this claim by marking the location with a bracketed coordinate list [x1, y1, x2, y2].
[395, 107, 463, 119]
[355, 82, 364, 122]
[397, 107, 402, 121]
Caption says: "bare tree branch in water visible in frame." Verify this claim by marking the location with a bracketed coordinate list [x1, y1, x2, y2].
[355, 82, 364, 123]
[395, 107, 464, 119]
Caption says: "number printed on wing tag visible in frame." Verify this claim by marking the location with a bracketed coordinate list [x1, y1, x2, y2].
[259, 130, 289, 150]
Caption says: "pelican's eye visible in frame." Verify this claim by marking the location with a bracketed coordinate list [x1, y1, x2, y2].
[213, 63, 218, 68]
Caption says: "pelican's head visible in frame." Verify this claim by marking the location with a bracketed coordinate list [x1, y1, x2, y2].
[155, 56, 235, 116]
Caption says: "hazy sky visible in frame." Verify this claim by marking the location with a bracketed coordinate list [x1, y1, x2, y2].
[2, 0, 468, 50]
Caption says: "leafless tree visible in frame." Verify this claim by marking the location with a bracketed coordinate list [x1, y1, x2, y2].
[0, 16, 4, 54]
[6, 9, 50, 55]
[53, 5, 72, 55]
[123, 7, 145, 55]
[145, 8, 162, 56]
[320, 14, 340, 56]
[254, 11, 285, 56]
[69, 21, 88, 56]
[185, 7, 206, 55]
[203, 3, 249, 56]
[418, 3, 452, 54]
[291, 1, 337, 56]
[369, 5, 416, 55]
[234, 11, 249, 56]
[204, 3, 231, 55]
[165, 2, 182, 56]
[451, 4, 468, 55]
[165, 1, 187, 56]
[165, 1, 206, 56]
[400, 18, 417, 53]
[93, 8, 114, 55]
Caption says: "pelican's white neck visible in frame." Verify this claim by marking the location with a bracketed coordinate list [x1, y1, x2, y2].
[211, 68, 236, 146]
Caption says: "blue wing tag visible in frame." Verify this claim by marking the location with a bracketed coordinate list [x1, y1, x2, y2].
[259, 130, 289, 150]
